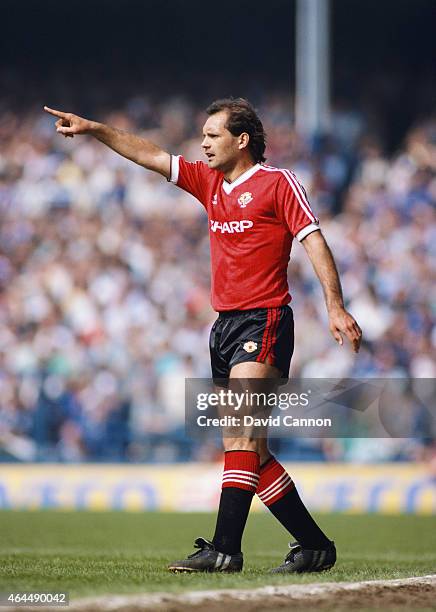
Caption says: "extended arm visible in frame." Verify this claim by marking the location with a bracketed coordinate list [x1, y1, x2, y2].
[44, 106, 171, 179]
[301, 230, 362, 352]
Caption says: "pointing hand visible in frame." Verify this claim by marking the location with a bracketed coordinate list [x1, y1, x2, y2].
[44, 106, 92, 138]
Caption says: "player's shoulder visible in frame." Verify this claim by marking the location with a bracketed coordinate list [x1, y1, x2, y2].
[258, 163, 300, 186]
[259, 164, 311, 207]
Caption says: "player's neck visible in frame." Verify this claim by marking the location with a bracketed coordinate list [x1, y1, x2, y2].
[223, 158, 257, 184]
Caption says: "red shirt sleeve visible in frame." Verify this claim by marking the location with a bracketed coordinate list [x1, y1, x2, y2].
[169, 155, 210, 209]
[274, 170, 320, 241]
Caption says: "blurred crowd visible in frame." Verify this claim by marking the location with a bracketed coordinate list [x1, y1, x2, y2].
[0, 92, 435, 463]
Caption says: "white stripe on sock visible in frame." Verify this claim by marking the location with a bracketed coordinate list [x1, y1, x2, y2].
[223, 469, 259, 478]
[222, 476, 258, 488]
[223, 471, 259, 484]
[259, 476, 293, 503]
[258, 471, 289, 498]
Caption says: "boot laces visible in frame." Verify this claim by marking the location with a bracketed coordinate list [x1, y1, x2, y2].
[284, 542, 301, 564]
[188, 537, 214, 558]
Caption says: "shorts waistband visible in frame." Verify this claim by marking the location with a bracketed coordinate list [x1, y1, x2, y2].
[218, 306, 288, 319]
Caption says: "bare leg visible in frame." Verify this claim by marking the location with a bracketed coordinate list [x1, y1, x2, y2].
[222, 360, 280, 456]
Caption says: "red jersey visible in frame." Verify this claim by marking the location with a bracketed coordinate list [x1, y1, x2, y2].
[170, 155, 320, 311]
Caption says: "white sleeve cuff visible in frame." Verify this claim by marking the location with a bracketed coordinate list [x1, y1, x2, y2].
[296, 223, 320, 242]
[169, 155, 180, 184]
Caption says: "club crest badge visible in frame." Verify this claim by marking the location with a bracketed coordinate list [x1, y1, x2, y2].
[243, 341, 258, 353]
[212, 194, 218, 206]
[237, 192, 253, 208]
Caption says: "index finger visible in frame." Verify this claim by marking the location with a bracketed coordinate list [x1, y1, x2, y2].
[44, 106, 67, 118]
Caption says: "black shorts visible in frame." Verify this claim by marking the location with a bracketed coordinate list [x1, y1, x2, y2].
[209, 306, 294, 380]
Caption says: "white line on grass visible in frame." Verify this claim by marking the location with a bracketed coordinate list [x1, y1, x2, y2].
[17, 574, 434, 611]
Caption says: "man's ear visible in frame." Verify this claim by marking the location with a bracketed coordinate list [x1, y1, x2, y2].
[238, 132, 250, 150]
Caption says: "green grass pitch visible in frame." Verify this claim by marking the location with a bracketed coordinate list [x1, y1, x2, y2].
[0, 511, 435, 598]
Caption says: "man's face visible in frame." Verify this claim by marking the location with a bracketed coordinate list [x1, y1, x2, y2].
[201, 111, 242, 173]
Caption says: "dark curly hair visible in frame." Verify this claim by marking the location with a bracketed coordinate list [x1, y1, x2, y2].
[206, 98, 267, 163]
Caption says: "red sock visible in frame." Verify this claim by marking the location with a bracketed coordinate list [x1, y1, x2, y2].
[257, 456, 294, 505]
[222, 450, 260, 493]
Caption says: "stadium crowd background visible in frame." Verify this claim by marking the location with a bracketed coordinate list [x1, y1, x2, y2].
[1, 84, 434, 464]
[0, 0, 435, 465]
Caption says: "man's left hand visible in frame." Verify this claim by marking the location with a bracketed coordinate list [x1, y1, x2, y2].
[328, 307, 362, 353]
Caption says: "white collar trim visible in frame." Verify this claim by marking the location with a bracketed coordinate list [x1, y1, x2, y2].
[222, 163, 261, 194]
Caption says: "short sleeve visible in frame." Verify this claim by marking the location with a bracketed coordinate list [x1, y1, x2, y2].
[275, 170, 320, 241]
[168, 155, 210, 208]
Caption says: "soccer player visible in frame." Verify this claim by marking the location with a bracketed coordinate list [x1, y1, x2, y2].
[44, 99, 362, 574]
